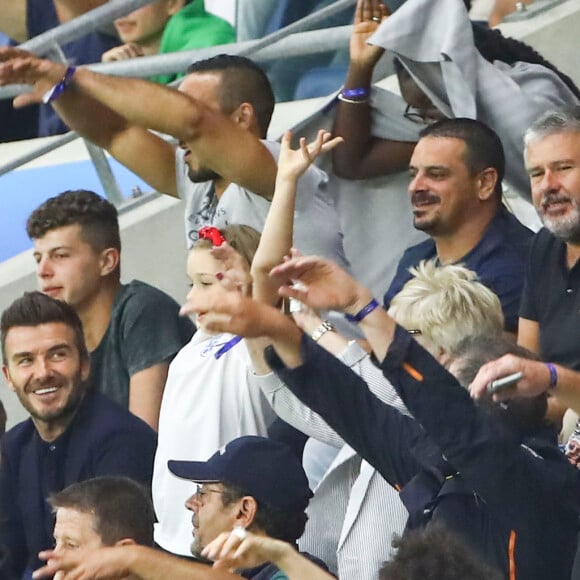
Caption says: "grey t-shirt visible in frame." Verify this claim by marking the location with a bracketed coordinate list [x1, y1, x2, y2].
[89, 280, 195, 407]
[176, 140, 349, 270]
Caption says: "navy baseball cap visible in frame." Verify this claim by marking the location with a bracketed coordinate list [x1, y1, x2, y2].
[168, 436, 313, 511]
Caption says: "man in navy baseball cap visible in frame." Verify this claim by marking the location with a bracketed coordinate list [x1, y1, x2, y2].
[169, 436, 323, 578]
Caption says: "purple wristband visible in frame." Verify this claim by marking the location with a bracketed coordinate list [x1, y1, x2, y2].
[345, 298, 379, 323]
[340, 87, 369, 100]
[546, 363, 558, 389]
[42, 66, 77, 104]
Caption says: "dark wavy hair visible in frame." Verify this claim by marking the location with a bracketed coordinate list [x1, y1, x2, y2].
[26, 189, 121, 253]
[1, 291, 88, 365]
[187, 54, 275, 138]
[380, 524, 502, 580]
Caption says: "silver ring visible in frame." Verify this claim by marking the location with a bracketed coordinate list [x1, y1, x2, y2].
[372, 16, 381, 22]
[232, 526, 247, 541]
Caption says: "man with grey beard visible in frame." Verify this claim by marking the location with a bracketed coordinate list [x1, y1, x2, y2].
[519, 107, 580, 372]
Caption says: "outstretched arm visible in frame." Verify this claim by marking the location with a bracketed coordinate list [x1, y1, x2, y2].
[183, 256, 397, 366]
[0, 49, 178, 195]
[332, 0, 416, 180]
[33, 545, 240, 580]
[0, 49, 277, 199]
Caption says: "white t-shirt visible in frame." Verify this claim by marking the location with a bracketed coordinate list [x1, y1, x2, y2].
[176, 140, 349, 270]
[152, 331, 276, 555]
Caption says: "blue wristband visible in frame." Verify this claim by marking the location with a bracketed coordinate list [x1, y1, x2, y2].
[546, 363, 558, 389]
[345, 298, 379, 323]
[42, 66, 77, 104]
[341, 87, 369, 99]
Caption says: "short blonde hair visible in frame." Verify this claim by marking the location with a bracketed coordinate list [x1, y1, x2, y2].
[193, 224, 261, 267]
[388, 260, 504, 355]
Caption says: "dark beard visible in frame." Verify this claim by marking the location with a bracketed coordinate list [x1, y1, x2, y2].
[188, 167, 221, 183]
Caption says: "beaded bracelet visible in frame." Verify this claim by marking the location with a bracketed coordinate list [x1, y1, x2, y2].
[345, 298, 379, 323]
[42, 66, 77, 104]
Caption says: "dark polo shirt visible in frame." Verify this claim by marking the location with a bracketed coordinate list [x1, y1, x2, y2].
[384, 206, 533, 332]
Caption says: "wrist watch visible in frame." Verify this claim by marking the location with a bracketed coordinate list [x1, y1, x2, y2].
[311, 320, 335, 342]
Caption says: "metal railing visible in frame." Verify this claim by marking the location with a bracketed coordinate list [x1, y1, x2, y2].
[0, 0, 354, 201]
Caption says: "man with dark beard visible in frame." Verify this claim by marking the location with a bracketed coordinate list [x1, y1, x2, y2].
[383, 118, 532, 333]
[0, 50, 347, 269]
[0, 292, 156, 579]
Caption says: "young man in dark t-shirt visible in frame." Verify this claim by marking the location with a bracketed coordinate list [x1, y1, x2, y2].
[27, 189, 194, 430]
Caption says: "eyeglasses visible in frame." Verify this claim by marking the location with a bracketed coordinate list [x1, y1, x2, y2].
[403, 104, 428, 125]
[194, 484, 226, 501]
[403, 104, 442, 126]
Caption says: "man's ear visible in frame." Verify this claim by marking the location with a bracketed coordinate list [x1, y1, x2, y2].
[477, 168, 498, 201]
[231, 103, 255, 132]
[114, 538, 137, 547]
[2, 366, 15, 392]
[99, 248, 120, 277]
[80, 358, 91, 383]
[234, 496, 258, 528]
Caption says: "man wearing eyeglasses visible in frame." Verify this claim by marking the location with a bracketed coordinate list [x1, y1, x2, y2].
[174, 436, 318, 573]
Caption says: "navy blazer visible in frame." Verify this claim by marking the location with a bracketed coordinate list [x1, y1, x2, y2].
[0, 390, 157, 577]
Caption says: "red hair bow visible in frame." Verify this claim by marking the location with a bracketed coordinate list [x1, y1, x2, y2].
[198, 226, 226, 247]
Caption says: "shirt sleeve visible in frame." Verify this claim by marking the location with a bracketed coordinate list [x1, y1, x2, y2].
[249, 372, 345, 449]
[266, 337, 422, 489]
[119, 286, 194, 377]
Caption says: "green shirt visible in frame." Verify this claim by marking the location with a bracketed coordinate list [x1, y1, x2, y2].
[154, 0, 235, 84]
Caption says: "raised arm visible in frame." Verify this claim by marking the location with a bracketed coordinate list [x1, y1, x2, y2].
[0, 48, 178, 195]
[66, 66, 277, 199]
[332, 0, 416, 180]
[34, 544, 240, 580]
[0, 49, 277, 198]
[252, 129, 343, 304]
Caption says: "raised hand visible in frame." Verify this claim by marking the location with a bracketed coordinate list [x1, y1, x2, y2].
[203, 530, 291, 571]
[210, 242, 253, 296]
[350, 0, 388, 69]
[469, 355, 552, 402]
[180, 284, 292, 340]
[277, 129, 343, 183]
[0, 47, 66, 107]
[270, 253, 373, 315]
